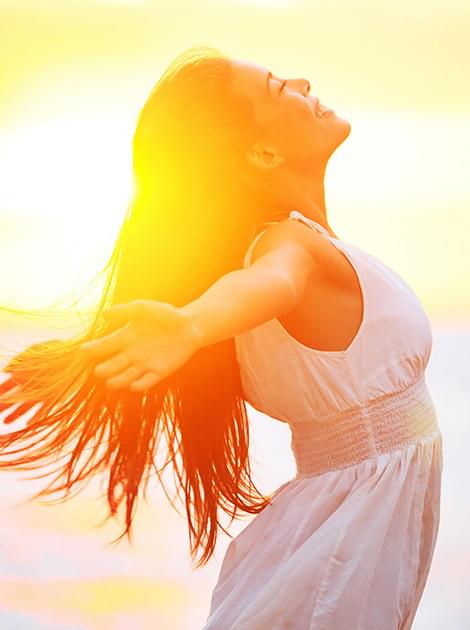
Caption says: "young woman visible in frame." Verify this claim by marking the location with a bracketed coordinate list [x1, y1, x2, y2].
[0, 46, 443, 629]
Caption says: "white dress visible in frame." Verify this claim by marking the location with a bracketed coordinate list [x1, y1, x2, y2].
[202, 210, 443, 630]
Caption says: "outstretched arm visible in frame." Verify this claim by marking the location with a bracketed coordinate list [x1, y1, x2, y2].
[182, 234, 315, 347]
[81, 221, 318, 391]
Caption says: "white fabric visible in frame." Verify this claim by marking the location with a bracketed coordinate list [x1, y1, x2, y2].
[202, 210, 443, 630]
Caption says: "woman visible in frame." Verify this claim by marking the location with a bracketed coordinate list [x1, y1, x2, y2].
[0, 46, 443, 629]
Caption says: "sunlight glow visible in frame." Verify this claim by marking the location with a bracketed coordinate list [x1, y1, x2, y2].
[0, 115, 135, 312]
[209, 0, 305, 7]
[0, 2, 467, 628]
[0, 0, 468, 323]
[0, 116, 133, 219]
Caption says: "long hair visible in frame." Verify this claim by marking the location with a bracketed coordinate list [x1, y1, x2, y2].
[0, 45, 275, 569]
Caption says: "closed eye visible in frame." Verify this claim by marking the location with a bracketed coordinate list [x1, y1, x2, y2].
[278, 79, 287, 95]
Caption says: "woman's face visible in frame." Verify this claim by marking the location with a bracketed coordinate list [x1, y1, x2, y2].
[229, 58, 351, 174]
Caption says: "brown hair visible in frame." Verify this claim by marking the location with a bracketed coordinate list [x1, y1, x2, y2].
[0, 45, 274, 568]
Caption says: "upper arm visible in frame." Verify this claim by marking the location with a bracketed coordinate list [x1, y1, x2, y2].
[244, 219, 319, 309]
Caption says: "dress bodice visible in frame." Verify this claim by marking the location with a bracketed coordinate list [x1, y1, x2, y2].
[234, 210, 439, 476]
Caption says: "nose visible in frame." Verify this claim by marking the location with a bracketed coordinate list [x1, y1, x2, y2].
[288, 78, 311, 96]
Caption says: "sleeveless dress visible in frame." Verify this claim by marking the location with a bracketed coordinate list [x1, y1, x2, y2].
[202, 210, 443, 630]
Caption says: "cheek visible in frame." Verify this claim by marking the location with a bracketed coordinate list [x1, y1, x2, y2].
[294, 111, 322, 145]
[296, 102, 320, 134]
[278, 103, 323, 153]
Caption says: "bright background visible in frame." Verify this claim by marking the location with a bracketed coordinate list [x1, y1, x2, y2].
[0, 0, 469, 628]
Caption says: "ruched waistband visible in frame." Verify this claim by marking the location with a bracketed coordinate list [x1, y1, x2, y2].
[290, 375, 441, 478]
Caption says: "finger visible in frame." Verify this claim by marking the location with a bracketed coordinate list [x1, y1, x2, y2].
[129, 371, 161, 392]
[93, 352, 132, 379]
[80, 322, 131, 357]
[2, 402, 35, 424]
[105, 365, 144, 390]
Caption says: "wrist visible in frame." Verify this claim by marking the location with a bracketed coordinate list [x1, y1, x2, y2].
[182, 303, 206, 350]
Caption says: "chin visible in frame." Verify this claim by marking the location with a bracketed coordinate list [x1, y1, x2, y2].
[329, 116, 351, 152]
[335, 114, 351, 137]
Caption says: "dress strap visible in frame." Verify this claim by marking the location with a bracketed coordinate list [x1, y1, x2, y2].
[242, 227, 270, 267]
[242, 220, 280, 267]
[244, 212, 331, 267]
[288, 210, 332, 240]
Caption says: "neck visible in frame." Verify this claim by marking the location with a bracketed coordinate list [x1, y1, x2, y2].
[256, 162, 338, 237]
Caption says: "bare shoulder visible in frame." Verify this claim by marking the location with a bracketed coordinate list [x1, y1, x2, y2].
[249, 217, 326, 267]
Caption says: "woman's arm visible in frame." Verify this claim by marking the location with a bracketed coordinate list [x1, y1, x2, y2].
[80, 220, 318, 390]
[183, 228, 317, 347]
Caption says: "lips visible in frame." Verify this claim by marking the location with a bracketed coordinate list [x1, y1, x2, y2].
[312, 97, 332, 118]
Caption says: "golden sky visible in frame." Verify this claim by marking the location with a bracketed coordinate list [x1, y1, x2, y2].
[0, 0, 469, 321]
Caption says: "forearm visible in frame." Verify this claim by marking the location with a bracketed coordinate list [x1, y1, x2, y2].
[182, 267, 295, 348]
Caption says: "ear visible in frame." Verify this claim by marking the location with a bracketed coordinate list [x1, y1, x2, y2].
[246, 145, 285, 170]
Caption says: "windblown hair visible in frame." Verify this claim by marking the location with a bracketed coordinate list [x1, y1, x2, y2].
[0, 45, 275, 568]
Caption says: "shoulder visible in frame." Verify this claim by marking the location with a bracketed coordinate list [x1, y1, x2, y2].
[248, 217, 326, 267]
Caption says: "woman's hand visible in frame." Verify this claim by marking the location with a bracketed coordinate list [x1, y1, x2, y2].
[80, 299, 203, 392]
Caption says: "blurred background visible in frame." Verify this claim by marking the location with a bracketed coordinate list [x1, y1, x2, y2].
[0, 0, 469, 628]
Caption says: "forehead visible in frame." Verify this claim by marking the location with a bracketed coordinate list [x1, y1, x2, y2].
[230, 59, 270, 99]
